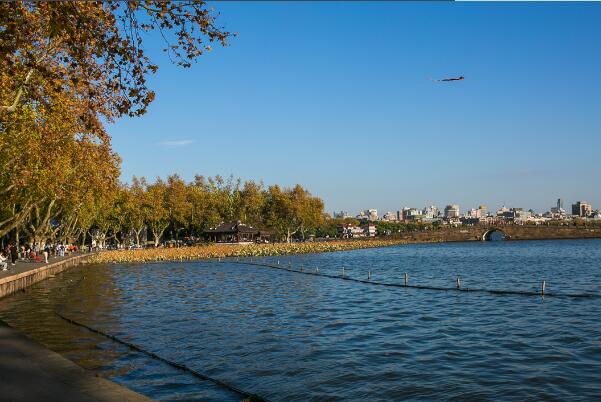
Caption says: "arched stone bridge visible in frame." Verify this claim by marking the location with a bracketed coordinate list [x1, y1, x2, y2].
[390, 225, 601, 243]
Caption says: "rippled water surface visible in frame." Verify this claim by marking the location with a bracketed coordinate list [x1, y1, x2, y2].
[1, 239, 601, 401]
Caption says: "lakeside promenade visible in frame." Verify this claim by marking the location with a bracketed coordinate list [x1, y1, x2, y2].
[0, 252, 97, 298]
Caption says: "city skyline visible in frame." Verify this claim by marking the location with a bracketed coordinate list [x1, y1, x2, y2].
[108, 2, 601, 213]
[338, 198, 597, 221]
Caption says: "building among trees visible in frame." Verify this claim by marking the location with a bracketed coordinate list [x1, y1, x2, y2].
[204, 221, 270, 243]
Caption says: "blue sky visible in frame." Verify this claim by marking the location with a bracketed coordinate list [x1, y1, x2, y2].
[108, 2, 601, 215]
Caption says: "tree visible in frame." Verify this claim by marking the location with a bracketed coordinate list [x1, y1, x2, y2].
[122, 177, 150, 246]
[264, 184, 325, 242]
[165, 174, 191, 241]
[0, 90, 120, 243]
[146, 179, 171, 246]
[297, 189, 325, 240]
[1, 1, 232, 119]
[0, 1, 231, 244]
[238, 180, 266, 227]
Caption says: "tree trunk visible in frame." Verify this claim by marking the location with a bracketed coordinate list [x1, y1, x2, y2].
[152, 228, 164, 247]
[134, 228, 143, 247]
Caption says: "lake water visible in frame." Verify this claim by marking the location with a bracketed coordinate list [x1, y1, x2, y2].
[1, 239, 600, 401]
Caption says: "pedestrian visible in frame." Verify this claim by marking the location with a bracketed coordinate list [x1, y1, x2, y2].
[10, 244, 18, 266]
[43, 244, 50, 264]
[0, 252, 8, 271]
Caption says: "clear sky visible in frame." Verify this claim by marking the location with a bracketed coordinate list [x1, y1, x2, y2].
[108, 2, 601, 215]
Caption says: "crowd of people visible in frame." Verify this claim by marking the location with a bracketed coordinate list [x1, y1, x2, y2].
[0, 243, 80, 271]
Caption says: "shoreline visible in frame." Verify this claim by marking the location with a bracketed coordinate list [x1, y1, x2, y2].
[88, 232, 601, 265]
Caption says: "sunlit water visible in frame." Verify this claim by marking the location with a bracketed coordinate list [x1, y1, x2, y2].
[1, 239, 600, 401]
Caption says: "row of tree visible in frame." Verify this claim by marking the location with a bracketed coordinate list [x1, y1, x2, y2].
[0, 2, 239, 247]
[88, 175, 326, 247]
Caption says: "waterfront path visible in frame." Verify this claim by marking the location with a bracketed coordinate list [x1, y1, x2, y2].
[0, 253, 83, 281]
[0, 252, 97, 298]
[0, 320, 151, 401]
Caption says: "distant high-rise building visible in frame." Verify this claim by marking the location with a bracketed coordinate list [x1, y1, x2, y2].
[496, 205, 510, 216]
[550, 199, 566, 217]
[467, 208, 481, 218]
[444, 204, 460, 218]
[423, 205, 439, 218]
[357, 209, 379, 221]
[572, 201, 592, 217]
[383, 211, 397, 221]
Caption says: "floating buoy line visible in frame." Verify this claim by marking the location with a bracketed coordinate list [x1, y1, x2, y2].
[54, 273, 270, 402]
[224, 259, 601, 299]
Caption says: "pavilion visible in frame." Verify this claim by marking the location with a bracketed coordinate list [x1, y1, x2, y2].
[204, 221, 270, 243]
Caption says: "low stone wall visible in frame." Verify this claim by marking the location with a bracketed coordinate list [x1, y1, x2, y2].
[388, 226, 601, 243]
[0, 253, 95, 299]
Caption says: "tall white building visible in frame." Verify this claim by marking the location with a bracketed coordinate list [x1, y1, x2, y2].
[383, 211, 397, 221]
[444, 204, 460, 218]
[357, 209, 379, 221]
[423, 205, 439, 218]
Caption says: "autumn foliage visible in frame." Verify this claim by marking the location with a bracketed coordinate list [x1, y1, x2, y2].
[0, 1, 232, 243]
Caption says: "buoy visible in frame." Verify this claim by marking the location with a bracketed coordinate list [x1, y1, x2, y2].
[368, 270, 371, 280]
[456, 277, 461, 289]
[404, 273, 409, 286]
[541, 280, 546, 295]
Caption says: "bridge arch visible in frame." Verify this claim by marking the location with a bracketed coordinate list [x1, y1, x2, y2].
[481, 228, 507, 241]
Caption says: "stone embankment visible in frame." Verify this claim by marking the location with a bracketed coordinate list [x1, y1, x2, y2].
[390, 225, 601, 242]
[0, 320, 151, 401]
[0, 253, 96, 299]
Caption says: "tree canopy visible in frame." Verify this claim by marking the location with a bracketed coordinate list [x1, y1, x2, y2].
[0, 1, 233, 244]
[1, 1, 231, 119]
[0, 2, 329, 248]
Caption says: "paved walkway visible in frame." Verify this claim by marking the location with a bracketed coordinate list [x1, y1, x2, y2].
[0, 320, 151, 401]
[0, 253, 89, 280]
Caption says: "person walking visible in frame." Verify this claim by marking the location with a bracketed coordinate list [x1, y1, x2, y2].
[43, 244, 50, 264]
[10, 244, 18, 266]
[0, 252, 8, 271]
